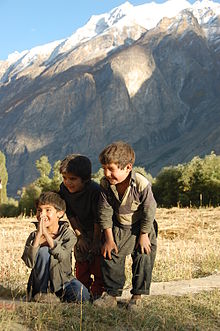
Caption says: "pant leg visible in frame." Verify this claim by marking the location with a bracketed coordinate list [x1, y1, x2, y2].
[131, 242, 157, 295]
[101, 225, 137, 296]
[31, 246, 50, 297]
[62, 278, 90, 303]
[75, 261, 93, 291]
[90, 255, 104, 297]
[101, 252, 126, 297]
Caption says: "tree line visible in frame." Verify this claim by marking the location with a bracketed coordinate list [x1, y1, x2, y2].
[0, 151, 219, 217]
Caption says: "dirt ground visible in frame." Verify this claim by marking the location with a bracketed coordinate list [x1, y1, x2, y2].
[121, 272, 220, 300]
[1, 273, 219, 309]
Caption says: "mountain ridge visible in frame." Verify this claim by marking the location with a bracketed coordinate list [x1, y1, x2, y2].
[0, 0, 220, 197]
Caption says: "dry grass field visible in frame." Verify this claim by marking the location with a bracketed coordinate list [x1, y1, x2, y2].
[0, 207, 220, 295]
[0, 207, 220, 330]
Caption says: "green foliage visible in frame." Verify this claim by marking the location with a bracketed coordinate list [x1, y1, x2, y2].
[153, 166, 183, 207]
[35, 155, 52, 191]
[153, 152, 220, 207]
[0, 198, 19, 217]
[133, 166, 155, 183]
[0, 151, 8, 203]
[18, 184, 42, 216]
[50, 160, 62, 191]
[35, 155, 51, 177]
[35, 157, 62, 192]
[3, 152, 219, 216]
[17, 157, 63, 216]
[92, 168, 104, 184]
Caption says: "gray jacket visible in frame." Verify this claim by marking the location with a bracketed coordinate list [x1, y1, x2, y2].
[22, 221, 77, 296]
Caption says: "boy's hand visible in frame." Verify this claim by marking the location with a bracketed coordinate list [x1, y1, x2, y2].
[136, 233, 151, 254]
[37, 218, 44, 236]
[101, 240, 118, 260]
[40, 217, 55, 249]
[33, 218, 44, 247]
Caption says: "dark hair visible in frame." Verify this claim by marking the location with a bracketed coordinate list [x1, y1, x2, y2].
[99, 141, 135, 169]
[36, 191, 66, 212]
[59, 154, 91, 182]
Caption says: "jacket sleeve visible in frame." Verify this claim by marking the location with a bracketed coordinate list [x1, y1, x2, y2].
[21, 232, 39, 268]
[98, 186, 114, 230]
[140, 183, 157, 233]
[92, 184, 101, 224]
[49, 228, 77, 262]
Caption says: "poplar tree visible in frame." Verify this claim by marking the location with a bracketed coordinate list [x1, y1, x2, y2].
[0, 151, 8, 203]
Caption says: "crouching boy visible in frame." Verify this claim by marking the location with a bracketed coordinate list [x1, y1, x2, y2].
[94, 141, 157, 310]
[22, 191, 90, 303]
[59, 155, 104, 299]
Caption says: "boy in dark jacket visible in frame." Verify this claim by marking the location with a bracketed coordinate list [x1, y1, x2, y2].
[22, 191, 90, 302]
[59, 154, 104, 299]
[94, 141, 157, 310]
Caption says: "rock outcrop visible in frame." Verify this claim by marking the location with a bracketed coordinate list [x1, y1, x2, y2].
[0, 3, 220, 196]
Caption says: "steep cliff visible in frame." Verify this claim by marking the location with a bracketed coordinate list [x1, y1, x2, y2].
[0, 1, 220, 196]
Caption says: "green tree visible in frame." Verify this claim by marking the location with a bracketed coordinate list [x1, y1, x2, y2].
[18, 184, 41, 216]
[50, 160, 62, 191]
[153, 166, 183, 207]
[0, 198, 19, 217]
[35, 155, 52, 191]
[0, 151, 8, 203]
[92, 168, 104, 184]
[134, 166, 155, 184]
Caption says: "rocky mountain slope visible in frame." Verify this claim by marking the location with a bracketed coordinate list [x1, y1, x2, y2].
[0, 0, 220, 197]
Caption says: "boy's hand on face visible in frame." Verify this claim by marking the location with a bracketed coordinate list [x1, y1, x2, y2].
[101, 240, 118, 260]
[33, 218, 44, 247]
[136, 233, 151, 255]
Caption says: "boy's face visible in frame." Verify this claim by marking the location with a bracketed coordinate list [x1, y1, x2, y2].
[36, 204, 63, 227]
[102, 163, 132, 185]
[62, 172, 85, 193]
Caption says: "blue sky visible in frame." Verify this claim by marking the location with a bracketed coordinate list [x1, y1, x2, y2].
[0, 0, 211, 60]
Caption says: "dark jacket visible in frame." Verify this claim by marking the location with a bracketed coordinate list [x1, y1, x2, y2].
[22, 221, 77, 296]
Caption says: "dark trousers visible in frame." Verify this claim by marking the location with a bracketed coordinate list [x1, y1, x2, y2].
[75, 255, 104, 297]
[28, 246, 90, 302]
[101, 225, 157, 296]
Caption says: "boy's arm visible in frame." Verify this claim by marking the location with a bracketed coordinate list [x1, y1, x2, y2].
[22, 232, 39, 268]
[91, 223, 102, 254]
[140, 184, 157, 233]
[137, 183, 157, 254]
[49, 227, 77, 262]
[98, 186, 118, 259]
[101, 228, 118, 259]
[69, 216, 89, 252]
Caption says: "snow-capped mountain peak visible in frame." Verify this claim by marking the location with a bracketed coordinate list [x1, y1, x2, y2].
[1, 0, 220, 83]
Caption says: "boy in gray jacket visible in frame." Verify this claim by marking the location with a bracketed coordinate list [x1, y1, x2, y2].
[22, 191, 90, 303]
[94, 141, 157, 310]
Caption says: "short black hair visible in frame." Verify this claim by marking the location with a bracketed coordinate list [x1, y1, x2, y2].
[59, 154, 91, 182]
[36, 191, 66, 212]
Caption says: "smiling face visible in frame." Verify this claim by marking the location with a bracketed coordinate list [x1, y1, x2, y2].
[102, 163, 132, 185]
[36, 204, 63, 228]
[62, 172, 85, 193]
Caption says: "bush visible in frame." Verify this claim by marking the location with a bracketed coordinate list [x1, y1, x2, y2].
[18, 184, 42, 216]
[0, 198, 19, 217]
